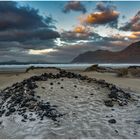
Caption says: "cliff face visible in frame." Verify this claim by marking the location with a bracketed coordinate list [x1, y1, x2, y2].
[72, 41, 140, 63]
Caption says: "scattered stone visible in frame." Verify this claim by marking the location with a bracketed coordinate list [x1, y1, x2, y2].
[57, 82, 61, 85]
[108, 119, 116, 124]
[74, 85, 77, 88]
[104, 100, 114, 107]
[21, 119, 26, 122]
[41, 87, 45, 89]
[23, 114, 28, 119]
[50, 83, 53, 85]
[90, 93, 94, 95]
[134, 120, 140, 124]
[60, 86, 64, 89]
[9, 107, 16, 113]
[37, 96, 40, 98]
[108, 90, 118, 99]
[74, 96, 78, 99]
[5, 112, 11, 117]
[30, 118, 36, 121]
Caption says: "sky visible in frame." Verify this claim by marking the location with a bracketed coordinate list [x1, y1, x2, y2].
[0, 1, 140, 63]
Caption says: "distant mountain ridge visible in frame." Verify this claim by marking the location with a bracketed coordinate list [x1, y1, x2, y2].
[72, 41, 140, 63]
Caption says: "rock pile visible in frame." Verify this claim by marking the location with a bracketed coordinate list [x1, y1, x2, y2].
[96, 80, 131, 107]
[0, 75, 63, 122]
[0, 69, 132, 122]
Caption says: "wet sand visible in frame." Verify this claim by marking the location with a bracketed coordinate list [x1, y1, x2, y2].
[0, 68, 140, 138]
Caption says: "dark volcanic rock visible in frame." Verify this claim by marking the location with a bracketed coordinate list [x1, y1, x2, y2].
[108, 90, 118, 99]
[74, 96, 78, 99]
[30, 118, 36, 121]
[57, 82, 61, 85]
[0, 73, 64, 122]
[108, 119, 116, 124]
[9, 107, 16, 113]
[134, 120, 140, 124]
[74, 85, 77, 88]
[104, 100, 114, 107]
[50, 82, 53, 85]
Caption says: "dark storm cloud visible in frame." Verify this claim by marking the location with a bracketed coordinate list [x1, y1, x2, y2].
[0, 1, 59, 42]
[120, 11, 140, 31]
[0, 1, 51, 30]
[0, 1, 61, 62]
[0, 29, 60, 42]
[81, 2, 119, 28]
[63, 1, 86, 14]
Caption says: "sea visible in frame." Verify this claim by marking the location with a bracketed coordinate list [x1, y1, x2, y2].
[0, 63, 140, 73]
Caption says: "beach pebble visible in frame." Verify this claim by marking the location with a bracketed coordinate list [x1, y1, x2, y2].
[74, 85, 77, 88]
[104, 100, 114, 107]
[9, 107, 16, 113]
[30, 118, 36, 121]
[134, 120, 140, 124]
[50, 82, 53, 85]
[5, 112, 11, 117]
[74, 96, 78, 99]
[108, 90, 118, 99]
[57, 82, 61, 85]
[21, 119, 26, 122]
[108, 119, 116, 124]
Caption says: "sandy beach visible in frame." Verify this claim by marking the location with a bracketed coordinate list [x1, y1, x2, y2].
[0, 67, 140, 139]
[0, 68, 140, 93]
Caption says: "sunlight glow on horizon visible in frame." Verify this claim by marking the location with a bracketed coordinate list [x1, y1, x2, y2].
[28, 48, 57, 55]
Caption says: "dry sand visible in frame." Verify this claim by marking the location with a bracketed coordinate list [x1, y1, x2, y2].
[0, 68, 140, 138]
[81, 71, 140, 94]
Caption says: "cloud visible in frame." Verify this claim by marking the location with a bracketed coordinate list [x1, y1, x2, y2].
[80, 2, 119, 28]
[96, 2, 117, 12]
[44, 37, 131, 62]
[0, 1, 61, 62]
[0, 0, 60, 56]
[120, 11, 140, 31]
[0, 1, 59, 42]
[60, 26, 101, 42]
[63, 1, 86, 13]
[0, 29, 60, 42]
[28, 48, 57, 55]
[0, 1, 57, 30]
[127, 32, 140, 40]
